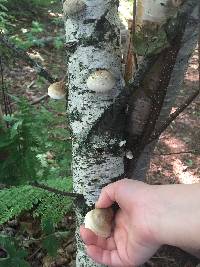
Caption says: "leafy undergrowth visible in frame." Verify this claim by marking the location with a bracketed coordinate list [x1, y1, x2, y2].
[0, 1, 74, 264]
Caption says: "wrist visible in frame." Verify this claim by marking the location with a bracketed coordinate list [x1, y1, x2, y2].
[150, 184, 200, 250]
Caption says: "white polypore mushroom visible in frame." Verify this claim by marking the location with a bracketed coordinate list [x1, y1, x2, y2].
[86, 70, 116, 93]
[126, 150, 134, 160]
[63, 0, 86, 16]
[84, 208, 114, 238]
[48, 81, 66, 100]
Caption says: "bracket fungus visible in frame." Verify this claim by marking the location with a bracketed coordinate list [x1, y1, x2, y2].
[63, 0, 86, 16]
[86, 70, 116, 93]
[84, 208, 114, 238]
[48, 81, 66, 100]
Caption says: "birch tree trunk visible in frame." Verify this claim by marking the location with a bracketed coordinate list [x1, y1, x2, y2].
[63, 1, 125, 266]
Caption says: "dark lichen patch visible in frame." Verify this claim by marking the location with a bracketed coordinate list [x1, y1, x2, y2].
[78, 62, 85, 71]
[69, 108, 83, 122]
[83, 19, 96, 24]
[94, 15, 119, 44]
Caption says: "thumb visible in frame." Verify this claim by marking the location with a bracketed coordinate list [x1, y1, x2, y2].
[95, 182, 117, 209]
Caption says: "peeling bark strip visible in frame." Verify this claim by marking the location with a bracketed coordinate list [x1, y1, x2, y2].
[64, 1, 125, 266]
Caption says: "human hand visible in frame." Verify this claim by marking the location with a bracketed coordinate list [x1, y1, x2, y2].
[80, 179, 162, 267]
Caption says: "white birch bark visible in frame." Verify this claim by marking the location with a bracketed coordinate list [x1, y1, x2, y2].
[64, 1, 125, 266]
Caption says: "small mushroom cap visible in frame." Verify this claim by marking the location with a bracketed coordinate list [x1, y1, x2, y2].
[87, 70, 116, 93]
[48, 81, 66, 100]
[126, 150, 133, 160]
[63, 0, 86, 16]
[84, 208, 114, 238]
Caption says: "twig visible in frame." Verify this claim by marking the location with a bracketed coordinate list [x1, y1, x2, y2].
[148, 89, 199, 143]
[151, 255, 175, 262]
[0, 33, 56, 84]
[132, 0, 138, 69]
[28, 247, 42, 260]
[0, 56, 12, 120]
[154, 150, 199, 156]
[31, 94, 49, 105]
[30, 181, 83, 199]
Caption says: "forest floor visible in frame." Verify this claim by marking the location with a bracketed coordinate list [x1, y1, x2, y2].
[1, 2, 200, 267]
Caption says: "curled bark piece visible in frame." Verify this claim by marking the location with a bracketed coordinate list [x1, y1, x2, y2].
[84, 208, 114, 238]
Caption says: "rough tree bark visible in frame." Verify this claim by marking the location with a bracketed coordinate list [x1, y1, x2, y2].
[64, 1, 125, 266]
[63, 0, 198, 266]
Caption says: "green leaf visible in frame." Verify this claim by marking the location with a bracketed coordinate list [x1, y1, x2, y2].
[42, 234, 60, 257]
[0, 236, 30, 267]
[42, 219, 55, 235]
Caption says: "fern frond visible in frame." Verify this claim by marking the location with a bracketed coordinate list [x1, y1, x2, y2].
[0, 177, 73, 227]
[0, 235, 30, 267]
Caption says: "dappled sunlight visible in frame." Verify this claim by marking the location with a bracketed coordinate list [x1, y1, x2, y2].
[161, 135, 188, 151]
[173, 158, 200, 184]
[27, 51, 45, 62]
[119, 0, 132, 28]
[185, 46, 199, 82]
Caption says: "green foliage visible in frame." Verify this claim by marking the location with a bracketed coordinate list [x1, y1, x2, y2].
[0, 98, 44, 184]
[10, 21, 45, 50]
[42, 234, 60, 257]
[0, 97, 72, 260]
[0, 97, 72, 185]
[53, 36, 64, 50]
[0, 235, 30, 267]
[42, 219, 61, 257]
[0, 177, 73, 227]
[0, 98, 47, 184]
[10, 20, 64, 50]
[0, 0, 9, 31]
[5, 0, 56, 10]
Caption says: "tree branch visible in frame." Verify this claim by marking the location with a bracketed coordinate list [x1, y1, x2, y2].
[30, 181, 83, 199]
[0, 33, 56, 84]
[154, 150, 199, 156]
[148, 89, 199, 144]
[30, 94, 49, 105]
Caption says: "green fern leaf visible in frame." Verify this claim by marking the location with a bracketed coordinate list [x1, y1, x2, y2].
[42, 234, 60, 257]
[0, 236, 30, 267]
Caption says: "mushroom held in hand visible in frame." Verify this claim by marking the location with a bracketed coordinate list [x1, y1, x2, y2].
[84, 208, 114, 238]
